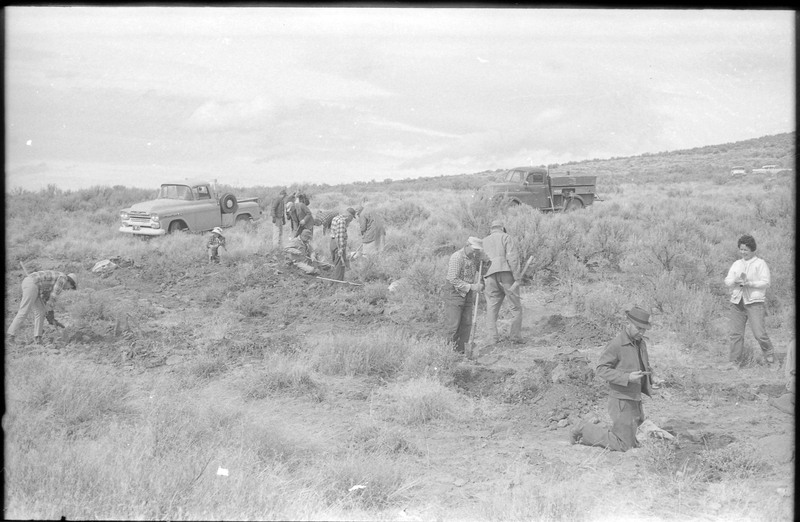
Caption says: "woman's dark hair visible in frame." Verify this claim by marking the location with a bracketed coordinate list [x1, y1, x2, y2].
[738, 234, 757, 252]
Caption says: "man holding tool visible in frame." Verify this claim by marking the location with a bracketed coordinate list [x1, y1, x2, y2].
[7, 268, 77, 345]
[482, 219, 524, 345]
[570, 305, 655, 451]
[444, 236, 485, 354]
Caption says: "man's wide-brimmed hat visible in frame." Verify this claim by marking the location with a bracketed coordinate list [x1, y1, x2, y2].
[212, 227, 224, 235]
[626, 306, 651, 329]
[346, 207, 356, 217]
[467, 236, 483, 250]
[66, 273, 77, 289]
[490, 219, 505, 229]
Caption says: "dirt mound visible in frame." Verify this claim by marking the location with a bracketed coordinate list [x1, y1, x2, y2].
[452, 351, 604, 429]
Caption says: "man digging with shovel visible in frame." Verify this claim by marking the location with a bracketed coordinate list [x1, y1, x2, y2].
[7, 269, 77, 345]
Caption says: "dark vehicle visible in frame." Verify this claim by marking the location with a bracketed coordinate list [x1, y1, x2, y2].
[477, 166, 598, 212]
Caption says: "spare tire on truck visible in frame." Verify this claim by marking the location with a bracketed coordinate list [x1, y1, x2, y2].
[220, 193, 239, 214]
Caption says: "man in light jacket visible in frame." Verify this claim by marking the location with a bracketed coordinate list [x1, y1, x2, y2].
[482, 220, 523, 344]
[356, 204, 386, 257]
[723, 234, 776, 367]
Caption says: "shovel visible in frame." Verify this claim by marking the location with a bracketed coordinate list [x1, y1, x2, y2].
[467, 260, 483, 360]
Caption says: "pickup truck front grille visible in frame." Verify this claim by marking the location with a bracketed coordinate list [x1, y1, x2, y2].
[128, 211, 152, 224]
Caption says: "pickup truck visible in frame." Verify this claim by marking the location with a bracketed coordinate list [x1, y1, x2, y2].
[119, 179, 261, 236]
[751, 165, 792, 175]
[476, 166, 598, 212]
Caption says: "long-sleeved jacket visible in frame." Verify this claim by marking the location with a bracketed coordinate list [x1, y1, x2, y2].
[358, 206, 385, 244]
[27, 270, 71, 311]
[482, 230, 521, 280]
[596, 329, 653, 401]
[724, 256, 771, 305]
[271, 196, 286, 224]
[295, 201, 313, 227]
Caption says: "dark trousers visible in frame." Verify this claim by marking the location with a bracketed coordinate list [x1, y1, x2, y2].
[578, 397, 644, 452]
[444, 288, 475, 353]
[330, 238, 346, 281]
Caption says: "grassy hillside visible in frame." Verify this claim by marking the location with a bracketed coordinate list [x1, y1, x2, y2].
[3, 131, 795, 521]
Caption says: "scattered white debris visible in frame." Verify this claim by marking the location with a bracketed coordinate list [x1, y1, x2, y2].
[216, 467, 229, 477]
[348, 484, 366, 492]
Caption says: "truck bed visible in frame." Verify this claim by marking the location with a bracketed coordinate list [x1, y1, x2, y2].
[549, 175, 596, 188]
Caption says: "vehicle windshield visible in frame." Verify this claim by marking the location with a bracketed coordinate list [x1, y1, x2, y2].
[158, 185, 193, 200]
[503, 170, 526, 183]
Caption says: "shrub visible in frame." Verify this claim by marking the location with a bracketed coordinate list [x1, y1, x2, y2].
[240, 356, 325, 402]
[8, 357, 133, 439]
[382, 201, 431, 228]
[376, 377, 465, 425]
[311, 327, 408, 378]
[698, 442, 767, 481]
[347, 423, 419, 456]
[321, 455, 409, 510]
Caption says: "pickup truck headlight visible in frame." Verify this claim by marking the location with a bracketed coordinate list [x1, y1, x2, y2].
[150, 214, 160, 222]
[120, 211, 129, 220]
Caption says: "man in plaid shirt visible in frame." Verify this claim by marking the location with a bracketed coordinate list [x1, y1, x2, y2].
[7, 270, 77, 344]
[444, 237, 485, 353]
[329, 208, 356, 281]
[316, 209, 339, 236]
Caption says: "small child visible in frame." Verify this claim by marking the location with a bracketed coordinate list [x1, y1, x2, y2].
[207, 227, 226, 263]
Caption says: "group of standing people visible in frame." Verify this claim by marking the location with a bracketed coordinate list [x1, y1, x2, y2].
[444, 226, 788, 453]
[444, 219, 523, 354]
[270, 188, 386, 282]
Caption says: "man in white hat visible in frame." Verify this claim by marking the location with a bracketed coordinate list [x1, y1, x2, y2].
[570, 305, 655, 451]
[7, 270, 77, 345]
[207, 227, 226, 263]
[444, 236, 486, 354]
[482, 219, 523, 345]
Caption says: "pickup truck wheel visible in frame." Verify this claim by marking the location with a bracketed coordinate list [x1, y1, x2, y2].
[235, 215, 252, 225]
[564, 199, 584, 212]
[220, 193, 239, 214]
[168, 220, 188, 233]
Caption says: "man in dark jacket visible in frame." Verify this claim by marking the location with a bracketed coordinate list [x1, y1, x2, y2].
[570, 306, 654, 451]
[294, 193, 314, 238]
[271, 189, 287, 249]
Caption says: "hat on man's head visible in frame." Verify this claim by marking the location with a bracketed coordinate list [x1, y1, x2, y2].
[346, 208, 356, 217]
[212, 227, 224, 235]
[66, 273, 78, 290]
[626, 306, 651, 329]
[491, 219, 505, 230]
[467, 236, 483, 250]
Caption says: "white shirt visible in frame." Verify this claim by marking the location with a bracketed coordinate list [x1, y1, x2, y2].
[724, 256, 770, 304]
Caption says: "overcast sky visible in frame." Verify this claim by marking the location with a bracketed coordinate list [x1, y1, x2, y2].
[4, 7, 796, 190]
